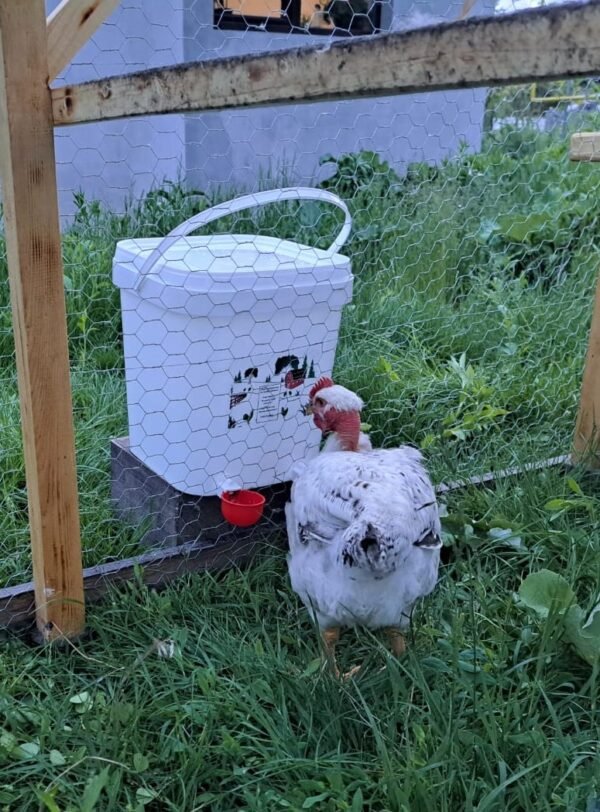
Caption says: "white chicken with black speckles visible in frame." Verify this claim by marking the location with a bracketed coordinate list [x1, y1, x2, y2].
[286, 376, 441, 678]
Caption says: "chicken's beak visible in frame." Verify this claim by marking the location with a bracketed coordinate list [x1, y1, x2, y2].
[304, 402, 313, 416]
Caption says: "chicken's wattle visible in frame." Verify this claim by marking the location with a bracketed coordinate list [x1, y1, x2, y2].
[323, 409, 361, 452]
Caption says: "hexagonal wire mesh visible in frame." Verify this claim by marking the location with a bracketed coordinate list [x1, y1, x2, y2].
[1, 0, 599, 614]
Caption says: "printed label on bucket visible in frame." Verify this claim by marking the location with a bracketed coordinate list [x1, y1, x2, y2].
[256, 382, 281, 424]
[227, 352, 317, 430]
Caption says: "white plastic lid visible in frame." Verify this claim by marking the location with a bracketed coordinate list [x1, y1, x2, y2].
[112, 233, 352, 295]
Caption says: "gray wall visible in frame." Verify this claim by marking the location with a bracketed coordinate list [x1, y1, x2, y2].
[183, 0, 492, 191]
[48, 0, 495, 218]
[47, 0, 186, 221]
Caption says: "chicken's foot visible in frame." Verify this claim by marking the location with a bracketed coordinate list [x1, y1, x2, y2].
[385, 627, 407, 656]
[321, 627, 340, 677]
[320, 627, 362, 680]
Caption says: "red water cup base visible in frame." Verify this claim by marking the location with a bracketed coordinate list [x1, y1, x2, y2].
[221, 489, 266, 527]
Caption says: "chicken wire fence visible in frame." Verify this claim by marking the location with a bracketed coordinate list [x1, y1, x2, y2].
[1, 0, 599, 602]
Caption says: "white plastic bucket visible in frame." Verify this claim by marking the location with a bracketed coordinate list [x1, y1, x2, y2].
[113, 187, 353, 496]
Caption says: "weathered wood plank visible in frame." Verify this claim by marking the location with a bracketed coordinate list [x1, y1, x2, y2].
[52, 1, 600, 126]
[570, 131, 600, 161]
[0, 455, 569, 631]
[0, 0, 85, 640]
[47, 0, 121, 82]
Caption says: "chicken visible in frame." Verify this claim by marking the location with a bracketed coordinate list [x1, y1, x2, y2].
[285, 376, 441, 678]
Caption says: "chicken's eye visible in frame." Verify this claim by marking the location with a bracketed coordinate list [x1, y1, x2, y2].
[315, 397, 325, 407]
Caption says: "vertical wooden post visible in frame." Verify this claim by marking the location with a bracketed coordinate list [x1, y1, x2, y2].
[0, 0, 84, 639]
[571, 135, 600, 466]
[573, 273, 600, 465]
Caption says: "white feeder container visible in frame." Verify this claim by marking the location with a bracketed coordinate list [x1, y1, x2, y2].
[113, 188, 353, 496]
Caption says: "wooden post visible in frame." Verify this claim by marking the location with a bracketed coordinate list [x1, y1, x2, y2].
[570, 132, 600, 162]
[570, 132, 600, 465]
[573, 275, 600, 465]
[0, 0, 85, 639]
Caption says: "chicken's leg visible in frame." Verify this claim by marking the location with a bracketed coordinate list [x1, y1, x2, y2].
[321, 627, 340, 677]
[321, 627, 362, 680]
[385, 627, 407, 656]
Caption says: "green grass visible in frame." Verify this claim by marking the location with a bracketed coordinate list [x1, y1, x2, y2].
[1, 466, 599, 810]
[1, 120, 600, 808]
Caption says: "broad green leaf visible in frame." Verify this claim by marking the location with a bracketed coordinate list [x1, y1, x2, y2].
[0, 788, 17, 804]
[112, 702, 134, 724]
[508, 731, 544, 747]
[319, 153, 336, 166]
[49, 749, 66, 767]
[135, 787, 157, 806]
[374, 357, 399, 381]
[35, 788, 61, 812]
[350, 787, 364, 812]
[301, 658, 322, 678]
[351, 788, 364, 812]
[0, 729, 17, 753]
[69, 691, 90, 705]
[488, 527, 523, 549]
[544, 498, 575, 512]
[566, 477, 584, 496]
[302, 793, 331, 809]
[544, 496, 594, 516]
[80, 767, 110, 812]
[354, 224, 382, 242]
[17, 742, 40, 760]
[420, 433, 437, 450]
[457, 660, 481, 673]
[133, 753, 149, 772]
[421, 656, 452, 674]
[518, 570, 575, 616]
[583, 602, 600, 635]
[298, 201, 323, 229]
[496, 211, 553, 242]
[251, 678, 274, 704]
[563, 606, 600, 665]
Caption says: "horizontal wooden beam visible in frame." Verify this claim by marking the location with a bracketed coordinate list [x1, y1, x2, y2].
[52, 0, 600, 127]
[0, 455, 570, 632]
[47, 0, 121, 83]
[570, 131, 600, 161]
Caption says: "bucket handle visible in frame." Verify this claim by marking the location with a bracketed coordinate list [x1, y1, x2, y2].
[132, 187, 352, 292]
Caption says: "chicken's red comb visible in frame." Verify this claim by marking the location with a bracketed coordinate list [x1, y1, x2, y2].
[309, 376, 334, 399]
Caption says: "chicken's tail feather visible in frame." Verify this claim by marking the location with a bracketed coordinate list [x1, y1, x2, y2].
[339, 521, 397, 575]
